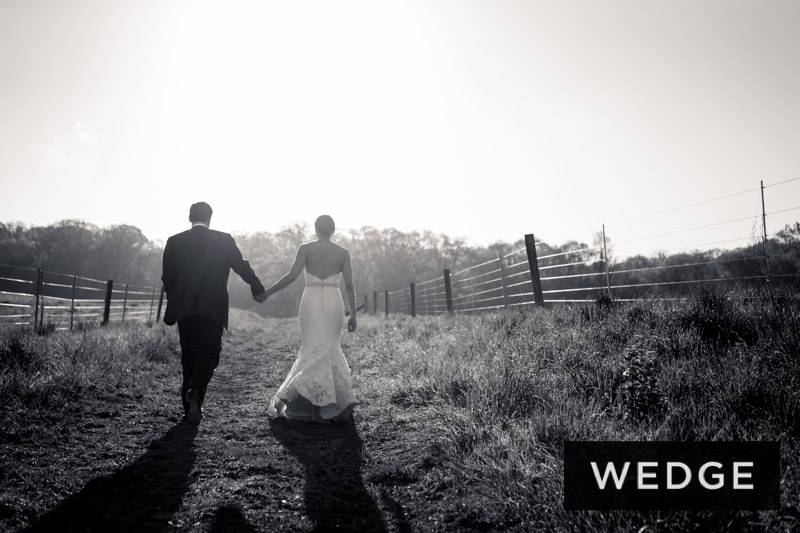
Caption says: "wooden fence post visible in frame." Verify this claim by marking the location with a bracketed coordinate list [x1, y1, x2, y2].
[384, 290, 389, 317]
[122, 283, 129, 322]
[102, 280, 113, 325]
[444, 269, 453, 313]
[498, 253, 510, 308]
[70, 275, 77, 331]
[363, 294, 368, 314]
[524, 234, 544, 306]
[469, 276, 476, 313]
[41, 270, 49, 329]
[32, 268, 43, 331]
[33, 268, 40, 331]
[39, 271, 46, 329]
[373, 291, 377, 316]
[410, 283, 416, 317]
[156, 286, 165, 322]
[761, 180, 771, 282]
[149, 286, 156, 323]
[602, 224, 612, 298]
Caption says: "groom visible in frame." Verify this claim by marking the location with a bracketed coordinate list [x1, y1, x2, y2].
[161, 202, 266, 425]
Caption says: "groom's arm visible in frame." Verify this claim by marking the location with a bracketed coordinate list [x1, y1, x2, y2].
[161, 237, 178, 294]
[226, 235, 265, 296]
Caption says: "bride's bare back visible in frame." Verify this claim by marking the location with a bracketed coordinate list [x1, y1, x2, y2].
[262, 231, 357, 332]
[303, 240, 348, 280]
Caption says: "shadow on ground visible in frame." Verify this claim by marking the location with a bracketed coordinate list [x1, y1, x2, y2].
[270, 418, 387, 532]
[25, 421, 198, 533]
[208, 504, 259, 533]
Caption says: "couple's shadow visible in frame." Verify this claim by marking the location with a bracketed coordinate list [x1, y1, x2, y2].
[25, 421, 255, 533]
[269, 418, 388, 532]
[24, 419, 387, 532]
[25, 421, 200, 532]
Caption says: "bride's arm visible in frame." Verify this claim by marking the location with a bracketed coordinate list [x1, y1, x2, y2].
[342, 251, 357, 330]
[264, 245, 306, 298]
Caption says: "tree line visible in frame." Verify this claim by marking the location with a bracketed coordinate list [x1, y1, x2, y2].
[2, 220, 798, 317]
[0, 220, 161, 288]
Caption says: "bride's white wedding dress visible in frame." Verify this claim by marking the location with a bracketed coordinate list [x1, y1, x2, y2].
[267, 271, 356, 421]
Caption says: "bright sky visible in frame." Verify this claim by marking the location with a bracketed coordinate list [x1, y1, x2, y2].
[1, 0, 798, 259]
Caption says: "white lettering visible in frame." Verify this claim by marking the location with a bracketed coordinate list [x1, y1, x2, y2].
[667, 462, 692, 489]
[638, 462, 658, 489]
[699, 462, 724, 490]
[591, 462, 630, 490]
[588, 460, 754, 492]
[733, 462, 754, 489]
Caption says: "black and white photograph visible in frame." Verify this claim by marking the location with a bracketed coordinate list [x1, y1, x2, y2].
[1, 1, 799, 531]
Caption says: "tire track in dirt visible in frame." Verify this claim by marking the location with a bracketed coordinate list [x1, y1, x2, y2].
[164, 314, 392, 532]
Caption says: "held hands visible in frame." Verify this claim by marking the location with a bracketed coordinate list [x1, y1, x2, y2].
[347, 316, 357, 332]
[254, 291, 269, 303]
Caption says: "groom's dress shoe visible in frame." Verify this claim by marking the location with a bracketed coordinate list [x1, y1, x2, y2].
[186, 390, 202, 425]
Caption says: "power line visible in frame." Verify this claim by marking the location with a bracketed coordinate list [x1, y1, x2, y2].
[763, 176, 800, 189]
[608, 255, 766, 276]
[662, 236, 753, 253]
[607, 178, 799, 228]
[766, 206, 800, 217]
[608, 186, 760, 226]
[616, 214, 760, 245]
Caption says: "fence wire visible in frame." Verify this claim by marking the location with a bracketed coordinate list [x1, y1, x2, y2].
[0, 263, 162, 331]
[367, 179, 799, 316]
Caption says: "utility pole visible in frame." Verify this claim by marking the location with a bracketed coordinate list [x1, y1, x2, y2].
[602, 224, 612, 297]
[761, 180, 771, 282]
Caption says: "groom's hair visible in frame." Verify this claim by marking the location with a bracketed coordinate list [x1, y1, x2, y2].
[189, 202, 213, 222]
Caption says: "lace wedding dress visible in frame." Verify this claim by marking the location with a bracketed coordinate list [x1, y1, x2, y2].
[267, 271, 356, 421]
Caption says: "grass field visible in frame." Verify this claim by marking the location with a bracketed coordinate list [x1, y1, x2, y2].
[1, 288, 798, 531]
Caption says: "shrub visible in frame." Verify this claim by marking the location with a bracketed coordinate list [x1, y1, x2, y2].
[619, 335, 666, 422]
[680, 288, 759, 346]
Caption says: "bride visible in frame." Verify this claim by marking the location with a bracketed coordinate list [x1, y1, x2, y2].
[259, 215, 357, 423]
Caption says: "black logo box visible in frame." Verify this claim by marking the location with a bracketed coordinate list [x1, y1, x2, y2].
[563, 441, 780, 510]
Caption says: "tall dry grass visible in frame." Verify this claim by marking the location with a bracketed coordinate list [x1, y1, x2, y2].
[0, 322, 178, 416]
[359, 287, 800, 531]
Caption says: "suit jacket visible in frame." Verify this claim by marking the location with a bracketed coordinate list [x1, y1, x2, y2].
[161, 226, 264, 329]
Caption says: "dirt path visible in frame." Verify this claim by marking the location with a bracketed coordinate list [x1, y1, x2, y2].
[5, 313, 435, 533]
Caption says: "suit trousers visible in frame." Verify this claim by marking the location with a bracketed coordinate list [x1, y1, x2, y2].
[177, 315, 223, 415]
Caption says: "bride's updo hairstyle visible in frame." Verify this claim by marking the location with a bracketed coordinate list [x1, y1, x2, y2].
[315, 215, 335, 237]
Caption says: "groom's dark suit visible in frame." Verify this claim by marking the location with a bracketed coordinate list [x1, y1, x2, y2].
[162, 224, 264, 418]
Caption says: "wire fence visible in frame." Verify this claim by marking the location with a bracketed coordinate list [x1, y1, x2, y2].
[366, 178, 800, 316]
[3, 179, 798, 325]
[0, 263, 163, 332]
